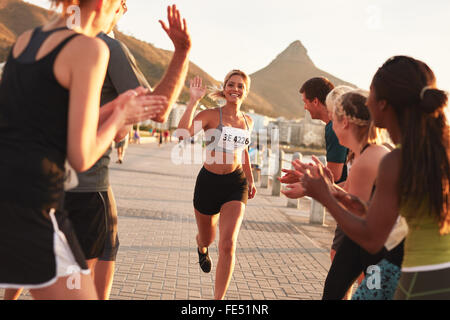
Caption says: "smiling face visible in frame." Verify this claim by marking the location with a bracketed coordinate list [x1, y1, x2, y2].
[223, 75, 247, 104]
[302, 93, 320, 119]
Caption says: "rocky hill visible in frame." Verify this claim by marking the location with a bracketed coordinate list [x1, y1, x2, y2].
[0, 0, 278, 115]
[250, 40, 355, 118]
[0, 0, 355, 119]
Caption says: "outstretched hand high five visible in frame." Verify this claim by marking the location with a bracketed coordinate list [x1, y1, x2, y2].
[159, 5, 191, 52]
[189, 76, 207, 102]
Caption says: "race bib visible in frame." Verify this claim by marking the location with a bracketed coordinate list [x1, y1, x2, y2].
[217, 126, 251, 152]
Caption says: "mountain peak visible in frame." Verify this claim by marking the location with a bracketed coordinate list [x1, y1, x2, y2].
[250, 39, 355, 119]
[287, 40, 307, 53]
[274, 40, 314, 65]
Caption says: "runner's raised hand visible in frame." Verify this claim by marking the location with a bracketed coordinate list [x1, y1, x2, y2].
[189, 76, 207, 102]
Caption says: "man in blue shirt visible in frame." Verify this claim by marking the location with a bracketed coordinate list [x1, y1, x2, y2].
[300, 77, 349, 268]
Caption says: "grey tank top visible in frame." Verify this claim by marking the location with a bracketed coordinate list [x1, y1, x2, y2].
[70, 33, 150, 192]
[205, 107, 251, 154]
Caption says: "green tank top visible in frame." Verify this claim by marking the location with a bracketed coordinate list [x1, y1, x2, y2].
[395, 144, 450, 268]
[401, 202, 450, 268]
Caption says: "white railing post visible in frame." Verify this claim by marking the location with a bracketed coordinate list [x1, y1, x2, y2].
[260, 149, 271, 189]
[309, 155, 327, 225]
[272, 150, 284, 196]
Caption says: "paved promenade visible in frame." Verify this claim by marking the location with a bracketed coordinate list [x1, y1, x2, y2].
[1, 141, 337, 300]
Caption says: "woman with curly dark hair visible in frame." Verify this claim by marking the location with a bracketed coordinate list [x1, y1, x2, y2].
[177, 71, 256, 299]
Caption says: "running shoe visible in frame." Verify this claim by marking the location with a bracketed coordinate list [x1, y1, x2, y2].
[197, 247, 212, 273]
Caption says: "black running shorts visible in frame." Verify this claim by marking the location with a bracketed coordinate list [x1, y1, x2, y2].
[193, 167, 248, 215]
[64, 187, 120, 261]
[0, 202, 89, 288]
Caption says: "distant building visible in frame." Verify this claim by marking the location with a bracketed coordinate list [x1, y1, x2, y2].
[246, 111, 273, 132]
[269, 111, 325, 148]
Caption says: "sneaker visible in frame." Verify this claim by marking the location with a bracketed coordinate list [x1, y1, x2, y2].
[197, 247, 212, 273]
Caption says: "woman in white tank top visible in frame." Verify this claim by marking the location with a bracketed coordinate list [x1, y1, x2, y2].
[176, 70, 256, 300]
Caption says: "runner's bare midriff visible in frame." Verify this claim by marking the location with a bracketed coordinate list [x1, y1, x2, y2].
[203, 150, 244, 174]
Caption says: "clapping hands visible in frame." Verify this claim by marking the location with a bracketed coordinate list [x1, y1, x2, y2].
[298, 157, 334, 204]
[113, 87, 168, 125]
[280, 156, 335, 203]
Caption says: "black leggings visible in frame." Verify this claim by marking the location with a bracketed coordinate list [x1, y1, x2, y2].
[322, 235, 387, 300]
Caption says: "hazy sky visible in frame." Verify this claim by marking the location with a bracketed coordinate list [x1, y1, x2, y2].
[24, 0, 450, 94]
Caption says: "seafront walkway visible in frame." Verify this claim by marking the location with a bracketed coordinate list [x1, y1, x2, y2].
[1, 140, 337, 300]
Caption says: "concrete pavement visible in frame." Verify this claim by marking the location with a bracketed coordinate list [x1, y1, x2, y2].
[1, 141, 337, 300]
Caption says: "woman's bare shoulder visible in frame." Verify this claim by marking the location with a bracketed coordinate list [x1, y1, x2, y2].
[364, 144, 391, 158]
[197, 108, 220, 119]
[378, 148, 401, 178]
[244, 113, 254, 128]
[352, 144, 392, 173]
[194, 108, 220, 129]
[65, 35, 108, 58]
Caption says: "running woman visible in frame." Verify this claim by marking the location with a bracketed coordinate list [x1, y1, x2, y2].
[0, 0, 165, 299]
[176, 71, 256, 300]
[300, 56, 450, 300]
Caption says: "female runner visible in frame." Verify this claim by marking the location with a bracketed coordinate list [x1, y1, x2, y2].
[177, 71, 256, 300]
